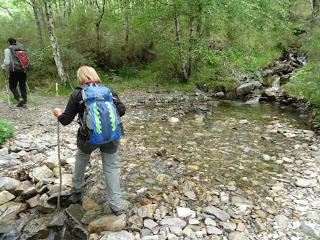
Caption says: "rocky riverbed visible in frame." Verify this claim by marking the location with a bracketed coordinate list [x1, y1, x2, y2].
[0, 91, 319, 240]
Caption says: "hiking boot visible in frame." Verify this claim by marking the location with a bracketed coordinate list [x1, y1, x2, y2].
[17, 99, 24, 107]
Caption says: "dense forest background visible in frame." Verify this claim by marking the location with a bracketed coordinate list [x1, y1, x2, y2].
[0, 0, 319, 111]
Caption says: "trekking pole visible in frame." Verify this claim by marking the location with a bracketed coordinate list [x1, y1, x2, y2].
[57, 120, 62, 209]
[26, 82, 34, 102]
[2, 70, 11, 107]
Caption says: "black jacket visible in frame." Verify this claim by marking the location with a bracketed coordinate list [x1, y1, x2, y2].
[58, 86, 126, 137]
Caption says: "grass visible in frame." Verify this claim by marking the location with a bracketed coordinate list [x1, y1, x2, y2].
[0, 118, 15, 145]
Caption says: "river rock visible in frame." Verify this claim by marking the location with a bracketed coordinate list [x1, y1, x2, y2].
[0, 202, 26, 224]
[205, 217, 217, 226]
[169, 225, 183, 236]
[0, 191, 15, 205]
[26, 194, 41, 208]
[88, 214, 126, 233]
[236, 82, 258, 96]
[0, 177, 20, 191]
[220, 222, 237, 232]
[100, 230, 134, 240]
[21, 186, 38, 200]
[203, 206, 230, 221]
[54, 173, 73, 187]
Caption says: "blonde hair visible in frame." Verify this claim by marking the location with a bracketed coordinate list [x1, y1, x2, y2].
[77, 66, 102, 85]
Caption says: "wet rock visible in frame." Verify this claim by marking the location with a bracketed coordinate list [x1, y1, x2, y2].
[160, 217, 187, 229]
[100, 230, 134, 240]
[236, 82, 258, 96]
[0, 177, 20, 191]
[203, 206, 230, 221]
[0, 191, 15, 205]
[88, 214, 126, 233]
[228, 231, 247, 240]
[0, 202, 26, 224]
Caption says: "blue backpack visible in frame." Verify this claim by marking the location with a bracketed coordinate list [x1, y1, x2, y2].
[81, 83, 121, 144]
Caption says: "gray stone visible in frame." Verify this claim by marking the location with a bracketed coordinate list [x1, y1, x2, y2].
[19, 216, 51, 240]
[169, 225, 183, 236]
[220, 222, 237, 232]
[100, 230, 134, 240]
[137, 204, 157, 218]
[205, 217, 217, 226]
[203, 206, 230, 221]
[236, 82, 257, 96]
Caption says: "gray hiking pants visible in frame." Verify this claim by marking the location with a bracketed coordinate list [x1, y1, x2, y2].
[72, 137, 123, 212]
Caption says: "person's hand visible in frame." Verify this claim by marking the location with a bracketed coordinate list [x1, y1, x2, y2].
[53, 108, 62, 118]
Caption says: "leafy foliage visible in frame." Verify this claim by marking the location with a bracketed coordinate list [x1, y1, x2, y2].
[0, 118, 15, 145]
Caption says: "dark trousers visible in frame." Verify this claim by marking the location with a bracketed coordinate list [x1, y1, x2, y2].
[9, 71, 27, 103]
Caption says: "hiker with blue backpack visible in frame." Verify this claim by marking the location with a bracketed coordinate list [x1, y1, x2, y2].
[1, 37, 29, 107]
[53, 65, 126, 215]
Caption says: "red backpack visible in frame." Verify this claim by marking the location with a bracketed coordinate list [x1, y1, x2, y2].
[9, 45, 29, 72]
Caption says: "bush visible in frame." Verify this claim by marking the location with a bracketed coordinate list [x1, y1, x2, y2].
[0, 118, 15, 145]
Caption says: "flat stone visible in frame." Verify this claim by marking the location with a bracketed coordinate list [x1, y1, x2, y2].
[0, 177, 20, 191]
[295, 178, 317, 188]
[137, 204, 157, 218]
[300, 221, 320, 239]
[54, 174, 73, 187]
[206, 226, 223, 235]
[203, 206, 230, 221]
[169, 225, 183, 236]
[26, 194, 41, 208]
[144, 219, 158, 229]
[0, 191, 15, 205]
[0, 202, 27, 224]
[184, 191, 197, 200]
[228, 231, 248, 240]
[100, 230, 134, 240]
[220, 222, 237, 232]
[160, 217, 187, 229]
[88, 214, 126, 233]
[176, 207, 196, 218]
[30, 165, 54, 182]
[205, 217, 217, 226]
[274, 214, 289, 229]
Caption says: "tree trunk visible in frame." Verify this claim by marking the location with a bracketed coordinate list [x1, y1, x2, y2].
[44, 1, 69, 86]
[312, 0, 319, 18]
[187, 15, 195, 77]
[31, 0, 44, 48]
[95, 0, 106, 48]
[124, 0, 130, 47]
[173, 5, 188, 82]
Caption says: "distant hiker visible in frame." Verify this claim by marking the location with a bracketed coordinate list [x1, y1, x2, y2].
[53, 65, 126, 215]
[1, 37, 29, 107]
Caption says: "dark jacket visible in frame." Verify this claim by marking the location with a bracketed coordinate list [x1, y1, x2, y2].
[58, 86, 126, 139]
